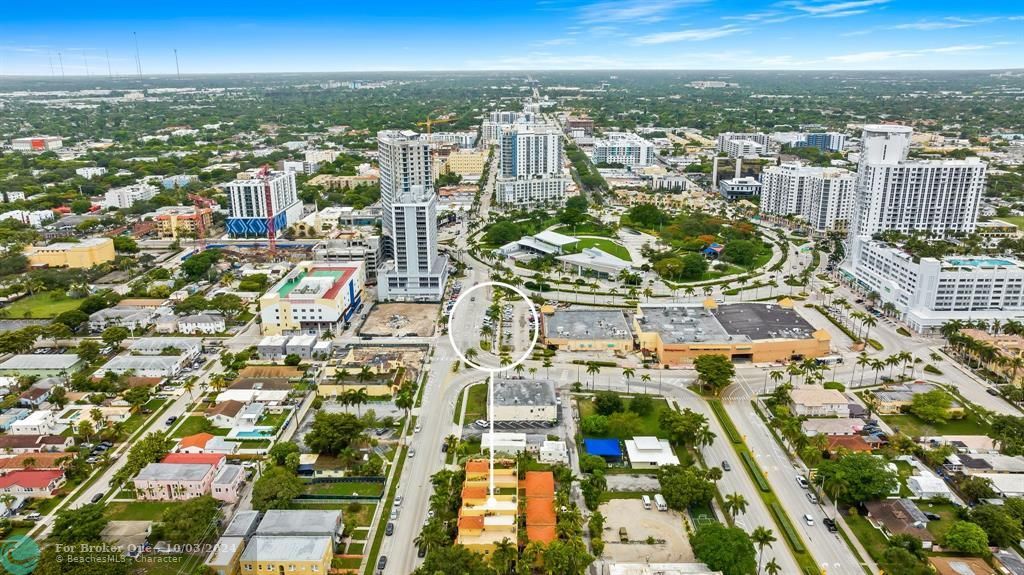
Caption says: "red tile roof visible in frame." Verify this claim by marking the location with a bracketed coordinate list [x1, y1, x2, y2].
[523, 471, 554, 499]
[162, 453, 225, 466]
[0, 469, 62, 489]
[827, 436, 873, 453]
[177, 433, 214, 449]
[526, 525, 557, 544]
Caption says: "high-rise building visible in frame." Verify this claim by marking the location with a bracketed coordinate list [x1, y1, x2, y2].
[104, 183, 158, 209]
[761, 163, 855, 232]
[849, 125, 987, 238]
[590, 132, 656, 167]
[481, 110, 536, 145]
[800, 132, 847, 152]
[224, 170, 302, 238]
[496, 120, 569, 207]
[377, 186, 448, 301]
[717, 132, 772, 154]
[376, 130, 448, 301]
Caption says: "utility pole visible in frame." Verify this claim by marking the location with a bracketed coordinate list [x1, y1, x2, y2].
[173, 49, 180, 79]
[106, 50, 112, 79]
[82, 52, 90, 77]
[48, 54, 55, 76]
[57, 52, 65, 79]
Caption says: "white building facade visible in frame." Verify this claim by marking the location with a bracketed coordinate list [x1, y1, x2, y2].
[104, 184, 158, 209]
[590, 132, 656, 167]
[224, 170, 302, 238]
[761, 163, 855, 232]
[496, 120, 569, 208]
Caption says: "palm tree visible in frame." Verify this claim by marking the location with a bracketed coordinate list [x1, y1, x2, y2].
[513, 363, 526, 378]
[182, 379, 196, 400]
[528, 367, 538, 379]
[350, 387, 369, 417]
[490, 537, 517, 575]
[685, 286, 696, 301]
[861, 314, 878, 343]
[723, 492, 748, 519]
[855, 352, 871, 388]
[542, 358, 553, 379]
[622, 367, 635, 394]
[586, 362, 600, 390]
[870, 358, 886, 386]
[768, 370, 784, 394]
[751, 526, 776, 575]
[640, 373, 652, 394]
[764, 558, 782, 575]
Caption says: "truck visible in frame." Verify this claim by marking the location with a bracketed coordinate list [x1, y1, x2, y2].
[654, 493, 668, 512]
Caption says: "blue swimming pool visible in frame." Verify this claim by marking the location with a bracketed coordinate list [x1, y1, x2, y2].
[231, 427, 273, 439]
[947, 258, 1014, 267]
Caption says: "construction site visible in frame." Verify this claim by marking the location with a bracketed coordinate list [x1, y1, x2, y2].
[358, 303, 439, 337]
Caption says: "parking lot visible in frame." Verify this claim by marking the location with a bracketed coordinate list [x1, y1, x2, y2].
[597, 499, 695, 563]
[358, 303, 439, 337]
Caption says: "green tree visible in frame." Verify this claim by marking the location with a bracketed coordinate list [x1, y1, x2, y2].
[412, 544, 493, 575]
[607, 411, 642, 437]
[580, 415, 609, 435]
[268, 441, 301, 466]
[721, 239, 760, 267]
[693, 354, 735, 395]
[657, 465, 714, 511]
[100, 326, 130, 349]
[593, 391, 622, 415]
[304, 411, 366, 455]
[909, 390, 953, 424]
[817, 452, 898, 505]
[970, 504, 1022, 547]
[112, 432, 173, 486]
[943, 521, 990, 556]
[283, 353, 302, 366]
[679, 252, 710, 280]
[958, 475, 996, 504]
[70, 198, 92, 214]
[628, 394, 654, 416]
[156, 496, 220, 543]
[691, 522, 758, 575]
[112, 236, 139, 253]
[52, 503, 108, 543]
[580, 454, 607, 473]
[252, 466, 306, 511]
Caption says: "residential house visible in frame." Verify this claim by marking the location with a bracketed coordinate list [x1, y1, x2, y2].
[801, 418, 863, 436]
[825, 436, 873, 454]
[178, 313, 226, 335]
[211, 464, 244, 503]
[238, 537, 332, 575]
[523, 471, 557, 545]
[206, 401, 245, 428]
[789, 386, 850, 417]
[0, 469, 65, 498]
[128, 337, 203, 362]
[17, 388, 50, 408]
[0, 434, 73, 454]
[929, 557, 995, 575]
[134, 463, 218, 501]
[176, 433, 239, 455]
[539, 441, 568, 465]
[907, 475, 953, 499]
[88, 307, 156, 332]
[100, 354, 187, 379]
[9, 410, 56, 435]
[0, 452, 69, 472]
[870, 383, 964, 416]
[0, 408, 31, 430]
[864, 499, 934, 549]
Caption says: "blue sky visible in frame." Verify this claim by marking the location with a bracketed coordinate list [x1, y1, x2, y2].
[0, 0, 1021, 75]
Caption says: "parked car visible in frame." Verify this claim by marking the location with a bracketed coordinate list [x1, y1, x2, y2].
[417, 545, 427, 558]
[394, 496, 403, 507]
[377, 556, 387, 573]
[385, 522, 394, 536]
[924, 512, 941, 521]
[823, 517, 838, 532]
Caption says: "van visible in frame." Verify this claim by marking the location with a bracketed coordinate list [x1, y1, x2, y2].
[654, 493, 668, 512]
[641, 495, 652, 510]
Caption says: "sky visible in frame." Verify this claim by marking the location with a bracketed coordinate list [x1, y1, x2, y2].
[0, 0, 1021, 75]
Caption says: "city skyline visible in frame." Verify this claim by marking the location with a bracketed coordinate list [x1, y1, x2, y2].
[1, 0, 1021, 76]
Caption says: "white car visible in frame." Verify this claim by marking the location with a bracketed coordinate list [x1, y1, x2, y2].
[408, 449, 416, 458]
[803, 514, 814, 526]
[394, 496, 403, 507]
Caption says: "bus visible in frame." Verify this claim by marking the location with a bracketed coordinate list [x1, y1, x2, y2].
[815, 355, 843, 366]
[654, 494, 668, 512]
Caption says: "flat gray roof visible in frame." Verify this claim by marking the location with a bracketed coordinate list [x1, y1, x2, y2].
[256, 509, 341, 536]
[129, 337, 203, 354]
[544, 309, 632, 341]
[240, 536, 331, 562]
[0, 354, 81, 370]
[493, 378, 556, 408]
[223, 510, 260, 537]
[711, 303, 816, 340]
[103, 355, 182, 371]
[637, 303, 817, 344]
[136, 463, 212, 482]
[214, 464, 243, 485]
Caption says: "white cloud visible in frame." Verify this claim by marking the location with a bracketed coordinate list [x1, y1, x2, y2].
[722, 11, 781, 22]
[826, 44, 991, 63]
[578, 0, 705, 24]
[633, 25, 747, 45]
[782, 0, 889, 16]
[816, 9, 868, 18]
[533, 38, 577, 46]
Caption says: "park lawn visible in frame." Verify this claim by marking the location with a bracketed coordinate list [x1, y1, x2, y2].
[552, 222, 615, 237]
[106, 501, 183, 521]
[577, 396, 671, 439]
[882, 411, 989, 437]
[571, 237, 632, 261]
[3, 291, 83, 318]
[464, 383, 488, 423]
[170, 416, 229, 438]
[305, 481, 384, 498]
[997, 216, 1024, 229]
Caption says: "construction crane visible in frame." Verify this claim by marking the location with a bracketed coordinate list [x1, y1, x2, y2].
[187, 193, 216, 252]
[255, 164, 277, 256]
[415, 115, 456, 137]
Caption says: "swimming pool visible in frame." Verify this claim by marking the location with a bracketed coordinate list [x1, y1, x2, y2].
[947, 258, 1015, 267]
[229, 427, 274, 439]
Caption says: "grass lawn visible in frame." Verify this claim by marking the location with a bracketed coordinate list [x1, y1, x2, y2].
[170, 416, 229, 438]
[844, 512, 889, 563]
[893, 460, 915, 497]
[106, 501, 183, 521]
[552, 223, 614, 237]
[570, 237, 632, 261]
[882, 412, 989, 437]
[347, 542, 366, 554]
[334, 557, 363, 569]
[918, 501, 959, 541]
[997, 216, 1024, 229]
[120, 399, 167, 438]
[258, 412, 289, 431]
[3, 291, 83, 318]
[305, 481, 385, 497]
[464, 383, 488, 423]
[577, 395, 671, 439]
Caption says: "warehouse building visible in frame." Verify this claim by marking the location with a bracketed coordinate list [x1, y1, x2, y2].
[492, 378, 557, 423]
[634, 300, 830, 366]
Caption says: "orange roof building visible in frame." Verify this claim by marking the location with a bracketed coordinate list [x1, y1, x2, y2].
[523, 471, 557, 544]
[456, 459, 518, 556]
[178, 433, 215, 450]
[827, 436, 873, 453]
[162, 452, 225, 467]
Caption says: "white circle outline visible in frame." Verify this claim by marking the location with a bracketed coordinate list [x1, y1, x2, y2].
[447, 281, 540, 374]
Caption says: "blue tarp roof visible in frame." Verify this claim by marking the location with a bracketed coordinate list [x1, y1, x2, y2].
[584, 438, 622, 458]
